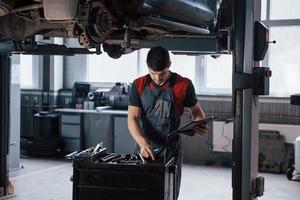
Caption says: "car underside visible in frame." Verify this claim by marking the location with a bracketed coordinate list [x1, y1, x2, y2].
[0, 0, 232, 58]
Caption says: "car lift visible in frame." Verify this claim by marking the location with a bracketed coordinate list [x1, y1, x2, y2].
[232, 0, 264, 199]
[0, 53, 10, 198]
[0, 0, 269, 199]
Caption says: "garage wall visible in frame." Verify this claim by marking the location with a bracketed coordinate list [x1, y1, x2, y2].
[181, 96, 300, 164]
[199, 96, 300, 125]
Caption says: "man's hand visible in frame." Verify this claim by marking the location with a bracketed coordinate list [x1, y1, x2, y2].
[140, 143, 155, 160]
[193, 124, 209, 136]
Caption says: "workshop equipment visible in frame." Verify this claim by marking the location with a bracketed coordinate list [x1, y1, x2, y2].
[294, 137, 300, 177]
[287, 94, 300, 180]
[287, 136, 300, 180]
[72, 82, 91, 108]
[88, 82, 130, 109]
[69, 143, 176, 200]
[258, 130, 287, 173]
[20, 111, 65, 156]
[108, 94, 129, 110]
[87, 89, 106, 107]
[33, 112, 59, 137]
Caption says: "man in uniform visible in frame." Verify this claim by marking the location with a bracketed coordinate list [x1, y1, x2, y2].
[128, 46, 208, 198]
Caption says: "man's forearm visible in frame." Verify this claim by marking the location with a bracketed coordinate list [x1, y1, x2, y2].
[191, 102, 205, 121]
[192, 113, 205, 121]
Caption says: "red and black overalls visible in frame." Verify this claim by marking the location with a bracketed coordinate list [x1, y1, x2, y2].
[130, 72, 196, 198]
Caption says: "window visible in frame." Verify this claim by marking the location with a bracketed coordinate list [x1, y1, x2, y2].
[88, 52, 138, 83]
[88, 49, 198, 91]
[268, 26, 300, 95]
[270, 0, 300, 20]
[203, 55, 232, 94]
[262, 0, 300, 96]
[20, 55, 34, 88]
[198, 0, 300, 96]
[197, 54, 232, 95]
[169, 54, 196, 84]
[261, 0, 267, 20]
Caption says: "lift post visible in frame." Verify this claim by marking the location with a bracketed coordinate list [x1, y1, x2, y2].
[232, 0, 265, 199]
[0, 53, 10, 197]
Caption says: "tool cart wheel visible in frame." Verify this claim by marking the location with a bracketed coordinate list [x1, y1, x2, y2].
[286, 167, 295, 180]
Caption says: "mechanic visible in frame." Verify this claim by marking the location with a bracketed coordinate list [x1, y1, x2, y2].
[127, 46, 208, 198]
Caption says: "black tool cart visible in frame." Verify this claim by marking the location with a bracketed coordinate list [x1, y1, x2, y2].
[70, 147, 176, 200]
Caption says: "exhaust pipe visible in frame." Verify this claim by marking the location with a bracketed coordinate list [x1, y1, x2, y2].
[140, 16, 210, 35]
[138, 0, 221, 29]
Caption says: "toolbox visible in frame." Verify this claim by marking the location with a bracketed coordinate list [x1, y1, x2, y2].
[70, 146, 176, 200]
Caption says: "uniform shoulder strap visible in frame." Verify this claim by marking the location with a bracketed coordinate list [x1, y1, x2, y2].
[134, 75, 150, 96]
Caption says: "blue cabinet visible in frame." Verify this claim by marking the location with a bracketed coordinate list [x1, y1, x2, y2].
[60, 113, 82, 152]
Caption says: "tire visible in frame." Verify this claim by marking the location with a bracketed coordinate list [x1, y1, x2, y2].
[286, 167, 295, 180]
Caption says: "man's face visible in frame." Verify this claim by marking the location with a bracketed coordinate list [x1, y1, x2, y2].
[148, 67, 170, 85]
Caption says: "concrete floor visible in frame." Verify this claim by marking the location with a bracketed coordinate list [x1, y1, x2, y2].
[8, 158, 300, 200]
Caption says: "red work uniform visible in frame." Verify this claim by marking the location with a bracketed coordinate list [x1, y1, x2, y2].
[129, 71, 198, 198]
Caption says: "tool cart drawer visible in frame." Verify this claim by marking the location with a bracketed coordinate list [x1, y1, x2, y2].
[72, 156, 175, 200]
[77, 187, 161, 200]
[77, 168, 163, 189]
